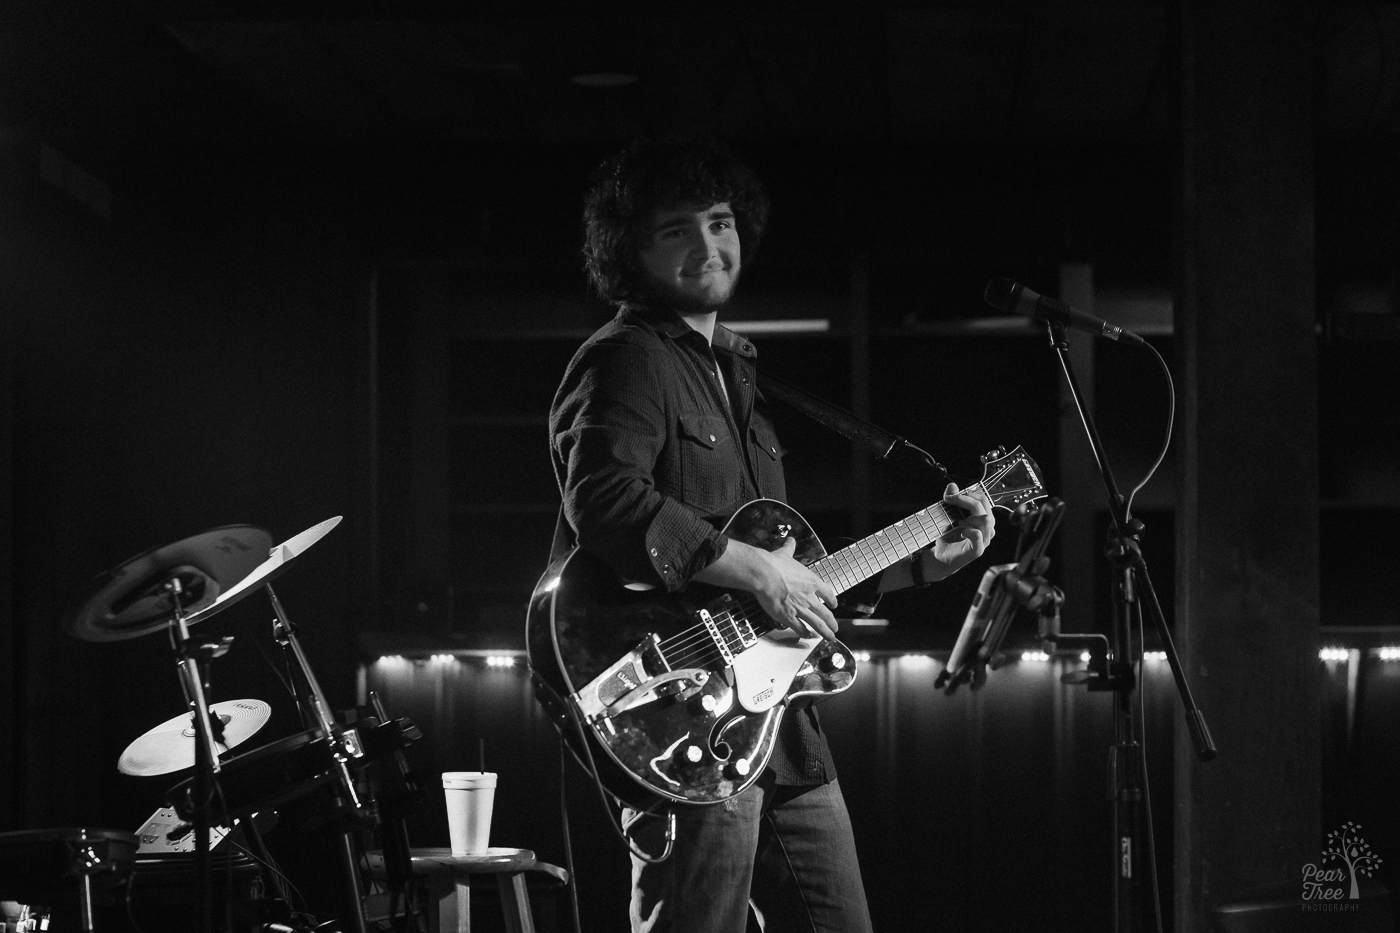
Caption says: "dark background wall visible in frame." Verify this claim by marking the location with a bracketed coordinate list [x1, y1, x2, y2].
[1, 3, 1398, 932]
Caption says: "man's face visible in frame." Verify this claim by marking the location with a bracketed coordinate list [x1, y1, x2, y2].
[637, 202, 741, 312]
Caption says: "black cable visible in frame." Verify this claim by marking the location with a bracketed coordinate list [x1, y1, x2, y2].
[230, 831, 311, 921]
[122, 864, 149, 933]
[215, 781, 235, 933]
[251, 631, 298, 697]
[1124, 340, 1175, 522]
[559, 737, 583, 933]
[561, 689, 676, 865]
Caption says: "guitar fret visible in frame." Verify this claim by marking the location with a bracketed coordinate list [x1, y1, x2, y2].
[814, 504, 955, 592]
[807, 466, 1026, 597]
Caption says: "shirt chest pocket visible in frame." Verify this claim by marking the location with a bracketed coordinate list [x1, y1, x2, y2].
[674, 412, 739, 514]
[749, 420, 787, 500]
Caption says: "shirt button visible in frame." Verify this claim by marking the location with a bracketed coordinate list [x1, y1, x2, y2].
[650, 547, 659, 556]
[709, 434, 717, 442]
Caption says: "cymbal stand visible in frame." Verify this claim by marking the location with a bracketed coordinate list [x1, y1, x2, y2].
[266, 582, 370, 933]
[165, 577, 224, 933]
[1037, 317, 1215, 933]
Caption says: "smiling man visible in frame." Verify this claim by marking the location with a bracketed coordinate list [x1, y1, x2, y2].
[547, 137, 994, 933]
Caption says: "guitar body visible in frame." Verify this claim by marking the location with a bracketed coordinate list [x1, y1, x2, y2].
[527, 445, 1045, 810]
[527, 499, 857, 809]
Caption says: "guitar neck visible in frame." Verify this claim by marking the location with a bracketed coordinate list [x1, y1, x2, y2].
[809, 492, 973, 594]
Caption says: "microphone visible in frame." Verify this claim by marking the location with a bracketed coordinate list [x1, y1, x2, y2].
[984, 277, 1144, 346]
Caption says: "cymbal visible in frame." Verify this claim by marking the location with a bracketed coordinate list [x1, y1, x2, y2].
[63, 525, 273, 643]
[185, 516, 342, 626]
[118, 699, 272, 776]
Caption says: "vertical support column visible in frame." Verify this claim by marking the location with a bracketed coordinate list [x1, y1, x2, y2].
[407, 269, 453, 588]
[1173, 1, 1319, 929]
[1057, 262, 1100, 635]
[850, 258, 872, 535]
[0, 283, 12, 829]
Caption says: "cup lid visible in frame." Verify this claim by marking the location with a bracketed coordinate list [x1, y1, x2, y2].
[442, 771, 497, 788]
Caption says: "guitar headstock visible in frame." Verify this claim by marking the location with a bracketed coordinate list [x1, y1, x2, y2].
[977, 446, 1047, 512]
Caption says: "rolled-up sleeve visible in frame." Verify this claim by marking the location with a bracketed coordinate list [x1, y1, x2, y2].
[551, 338, 726, 591]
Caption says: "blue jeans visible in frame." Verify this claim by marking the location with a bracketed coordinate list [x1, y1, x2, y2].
[624, 776, 873, 933]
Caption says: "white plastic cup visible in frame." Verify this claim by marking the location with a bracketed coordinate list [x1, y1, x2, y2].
[442, 771, 496, 855]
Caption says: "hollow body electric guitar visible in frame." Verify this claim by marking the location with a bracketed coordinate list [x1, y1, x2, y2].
[527, 446, 1045, 809]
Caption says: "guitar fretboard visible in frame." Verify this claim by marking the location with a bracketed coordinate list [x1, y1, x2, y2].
[809, 501, 958, 594]
[661, 500, 959, 668]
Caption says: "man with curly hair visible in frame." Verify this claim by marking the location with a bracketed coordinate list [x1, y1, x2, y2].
[549, 137, 995, 932]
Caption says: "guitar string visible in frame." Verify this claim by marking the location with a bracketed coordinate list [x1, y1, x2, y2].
[658, 593, 770, 669]
[656, 500, 961, 666]
[655, 524, 929, 670]
[655, 478, 1007, 668]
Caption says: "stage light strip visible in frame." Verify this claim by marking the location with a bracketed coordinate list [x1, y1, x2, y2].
[725, 319, 830, 335]
[370, 645, 1400, 669]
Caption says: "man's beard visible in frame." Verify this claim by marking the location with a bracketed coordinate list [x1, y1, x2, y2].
[636, 267, 740, 314]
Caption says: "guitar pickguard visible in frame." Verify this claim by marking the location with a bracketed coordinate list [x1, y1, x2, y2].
[730, 631, 854, 713]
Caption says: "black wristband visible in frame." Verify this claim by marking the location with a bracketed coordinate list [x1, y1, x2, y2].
[910, 550, 930, 587]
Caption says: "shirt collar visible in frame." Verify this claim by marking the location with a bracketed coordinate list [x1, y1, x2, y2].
[621, 304, 756, 359]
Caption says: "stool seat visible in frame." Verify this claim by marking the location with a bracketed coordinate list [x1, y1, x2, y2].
[367, 847, 568, 933]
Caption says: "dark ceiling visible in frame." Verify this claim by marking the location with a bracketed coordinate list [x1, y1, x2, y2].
[5, 2, 1400, 170]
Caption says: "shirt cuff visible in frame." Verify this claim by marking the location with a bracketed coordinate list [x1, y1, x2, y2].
[643, 499, 728, 592]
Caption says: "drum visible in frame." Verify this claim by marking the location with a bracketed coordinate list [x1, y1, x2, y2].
[162, 717, 421, 821]
[0, 828, 139, 931]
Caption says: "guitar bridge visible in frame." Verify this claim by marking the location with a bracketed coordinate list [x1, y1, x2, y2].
[574, 634, 672, 722]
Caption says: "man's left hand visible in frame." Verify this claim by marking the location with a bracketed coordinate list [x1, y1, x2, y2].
[915, 482, 996, 584]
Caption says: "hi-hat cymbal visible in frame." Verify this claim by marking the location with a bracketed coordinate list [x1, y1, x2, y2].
[118, 699, 272, 776]
[184, 516, 342, 626]
[63, 525, 273, 643]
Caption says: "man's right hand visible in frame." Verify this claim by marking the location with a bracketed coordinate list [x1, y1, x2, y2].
[692, 536, 840, 641]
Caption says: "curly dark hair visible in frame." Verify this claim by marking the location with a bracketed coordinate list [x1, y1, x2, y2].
[582, 137, 770, 306]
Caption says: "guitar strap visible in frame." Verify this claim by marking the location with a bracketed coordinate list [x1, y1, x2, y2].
[547, 371, 949, 564]
[549, 505, 576, 565]
[756, 371, 950, 483]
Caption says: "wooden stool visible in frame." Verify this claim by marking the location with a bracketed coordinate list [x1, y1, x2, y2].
[366, 847, 568, 933]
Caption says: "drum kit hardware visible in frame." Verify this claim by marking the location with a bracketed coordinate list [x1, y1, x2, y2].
[3, 517, 423, 933]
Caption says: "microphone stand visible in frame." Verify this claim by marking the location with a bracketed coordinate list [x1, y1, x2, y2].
[1037, 317, 1216, 933]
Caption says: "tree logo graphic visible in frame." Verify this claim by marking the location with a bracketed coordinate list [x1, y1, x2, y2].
[1302, 822, 1384, 902]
